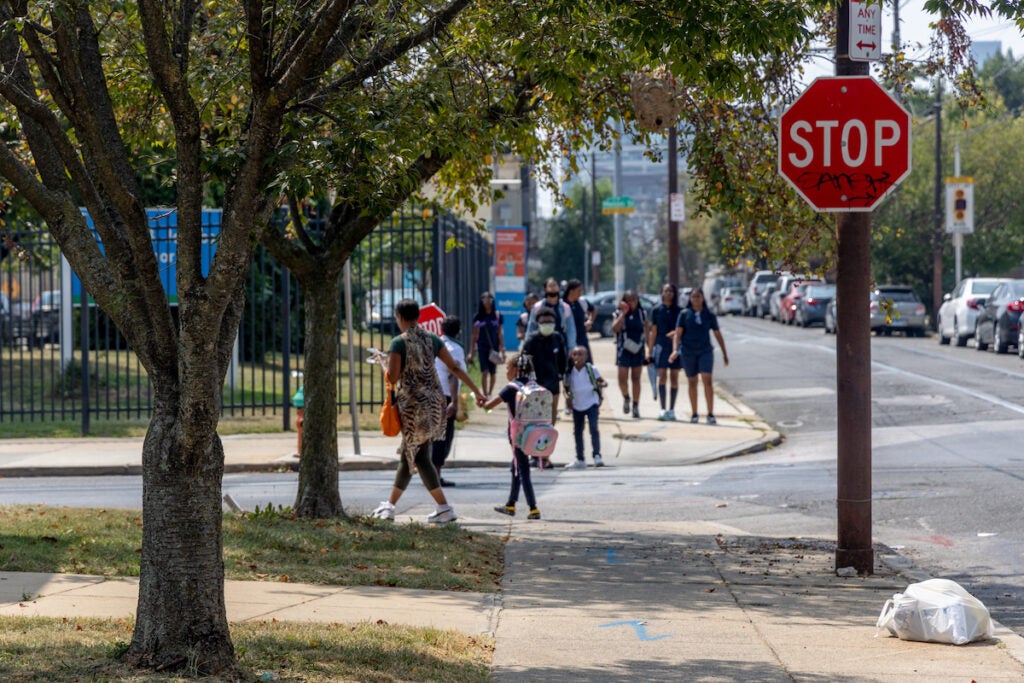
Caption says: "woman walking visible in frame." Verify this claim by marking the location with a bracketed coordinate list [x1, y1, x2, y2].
[612, 290, 649, 419]
[468, 291, 504, 396]
[669, 288, 729, 425]
[372, 299, 486, 523]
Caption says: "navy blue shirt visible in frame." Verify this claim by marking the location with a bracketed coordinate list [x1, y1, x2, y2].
[675, 307, 719, 355]
[651, 303, 682, 345]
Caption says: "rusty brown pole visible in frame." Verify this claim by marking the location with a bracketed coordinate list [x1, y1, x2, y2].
[668, 125, 680, 287]
[835, 0, 874, 575]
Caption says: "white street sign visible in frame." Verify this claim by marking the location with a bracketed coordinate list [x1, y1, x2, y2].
[849, 0, 882, 62]
[945, 177, 974, 234]
[670, 193, 685, 222]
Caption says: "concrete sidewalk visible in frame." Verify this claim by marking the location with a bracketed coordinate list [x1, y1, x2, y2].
[2, 336, 1024, 679]
[4, 520, 1024, 681]
[0, 336, 778, 477]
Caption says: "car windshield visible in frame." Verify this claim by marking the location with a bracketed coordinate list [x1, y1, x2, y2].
[876, 289, 919, 303]
[972, 281, 1000, 295]
[1008, 282, 1024, 298]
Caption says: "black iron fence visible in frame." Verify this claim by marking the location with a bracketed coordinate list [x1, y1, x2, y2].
[0, 209, 492, 432]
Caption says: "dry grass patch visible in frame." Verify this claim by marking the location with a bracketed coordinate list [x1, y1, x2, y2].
[0, 615, 492, 681]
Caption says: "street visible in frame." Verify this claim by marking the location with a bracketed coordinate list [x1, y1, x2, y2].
[3, 318, 1024, 637]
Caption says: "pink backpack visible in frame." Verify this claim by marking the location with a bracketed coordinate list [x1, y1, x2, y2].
[510, 380, 559, 457]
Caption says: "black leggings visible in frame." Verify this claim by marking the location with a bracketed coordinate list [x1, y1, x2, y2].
[506, 447, 537, 509]
[394, 441, 442, 492]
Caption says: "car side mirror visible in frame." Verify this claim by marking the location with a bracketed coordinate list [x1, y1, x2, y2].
[943, 293, 952, 302]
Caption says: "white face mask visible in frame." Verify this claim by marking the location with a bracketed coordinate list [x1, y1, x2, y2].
[539, 323, 556, 336]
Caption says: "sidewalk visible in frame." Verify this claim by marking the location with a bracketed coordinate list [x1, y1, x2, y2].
[0, 337, 777, 477]
[2, 337, 1024, 679]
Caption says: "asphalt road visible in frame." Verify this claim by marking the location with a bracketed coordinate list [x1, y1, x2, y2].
[4, 314, 1024, 635]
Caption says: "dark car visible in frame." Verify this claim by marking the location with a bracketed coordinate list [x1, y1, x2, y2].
[870, 285, 926, 337]
[756, 282, 777, 319]
[590, 290, 657, 337]
[974, 279, 1024, 354]
[794, 284, 836, 328]
[31, 290, 61, 345]
[779, 280, 826, 325]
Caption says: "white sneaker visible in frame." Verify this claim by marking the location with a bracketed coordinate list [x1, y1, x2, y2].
[427, 506, 457, 524]
[564, 459, 587, 470]
[371, 501, 395, 520]
[593, 454, 605, 467]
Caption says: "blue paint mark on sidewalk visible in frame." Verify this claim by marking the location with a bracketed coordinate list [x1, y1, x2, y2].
[599, 619, 672, 641]
[585, 548, 632, 564]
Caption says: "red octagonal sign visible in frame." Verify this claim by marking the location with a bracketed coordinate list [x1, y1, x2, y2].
[418, 303, 446, 336]
[779, 76, 911, 212]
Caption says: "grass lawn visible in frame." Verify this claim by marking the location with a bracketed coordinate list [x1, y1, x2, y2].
[0, 616, 493, 682]
[0, 505, 504, 680]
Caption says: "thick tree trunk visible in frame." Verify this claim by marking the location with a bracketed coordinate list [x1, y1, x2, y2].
[293, 275, 345, 518]
[124, 404, 235, 674]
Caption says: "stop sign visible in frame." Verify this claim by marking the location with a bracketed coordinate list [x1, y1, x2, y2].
[418, 303, 446, 336]
[779, 76, 911, 212]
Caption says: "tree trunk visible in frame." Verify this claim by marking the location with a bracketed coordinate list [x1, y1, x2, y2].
[293, 273, 345, 518]
[124, 403, 235, 675]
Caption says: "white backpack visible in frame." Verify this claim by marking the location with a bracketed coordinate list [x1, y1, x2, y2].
[510, 380, 559, 457]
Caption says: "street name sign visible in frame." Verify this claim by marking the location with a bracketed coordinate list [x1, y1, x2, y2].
[778, 76, 911, 212]
[601, 196, 636, 215]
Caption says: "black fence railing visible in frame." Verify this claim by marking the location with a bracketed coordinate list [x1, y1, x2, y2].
[0, 209, 492, 432]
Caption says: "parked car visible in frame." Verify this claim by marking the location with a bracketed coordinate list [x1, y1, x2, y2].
[769, 273, 800, 321]
[779, 279, 825, 325]
[590, 290, 657, 337]
[794, 284, 836, 328]
[366, 288, 430, 334]
[870, 285, 927, 337]
[701, 273, 743, 314]
[824, 296, 838, 334]
[743, 270, 777, 316]
[973, 279, 1024, 354]
[937, 277, 1007, 346]
[756, 282, 777, 319]
[717, 287, 745, 315]
[31, 290, 61, 345]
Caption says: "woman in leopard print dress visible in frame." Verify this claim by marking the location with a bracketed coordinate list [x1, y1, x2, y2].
[372, 299, 486, 524]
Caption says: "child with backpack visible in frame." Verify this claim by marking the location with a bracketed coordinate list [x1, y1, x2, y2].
[563, 346, 608, 469]
[483, 353, 556, 520]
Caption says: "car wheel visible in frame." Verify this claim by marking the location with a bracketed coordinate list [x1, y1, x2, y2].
[975, 323, 988, 351]
[954, 318, 969, 347]
[601, 318, 614, 338]
[994, 321, 1008, 354]
[1019, 330, 1024, 359]
[937, 315, 950, 345]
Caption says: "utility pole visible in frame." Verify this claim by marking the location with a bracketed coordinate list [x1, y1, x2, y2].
[668, 126, 680, 286]
[834, 0, 874, 575]
[932, 79, 944, 323]
[614, 137, 624, 299]
[591, 154, 600, 293]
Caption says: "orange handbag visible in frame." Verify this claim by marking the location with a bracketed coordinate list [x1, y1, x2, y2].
[380, 372, 401, 437]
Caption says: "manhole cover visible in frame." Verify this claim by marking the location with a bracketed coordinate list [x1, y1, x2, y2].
[616, 434, 666, 442]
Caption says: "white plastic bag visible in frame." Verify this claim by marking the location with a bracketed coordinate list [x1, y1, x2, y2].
[876, 578, 993, 645]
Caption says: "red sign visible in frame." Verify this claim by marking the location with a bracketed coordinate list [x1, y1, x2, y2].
[778, 76, 911, 212]
[418, 303, 446, 336]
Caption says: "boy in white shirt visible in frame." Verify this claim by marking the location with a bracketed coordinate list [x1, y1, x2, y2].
[432, 316, 465, 487]
[563, 346, 608, 469]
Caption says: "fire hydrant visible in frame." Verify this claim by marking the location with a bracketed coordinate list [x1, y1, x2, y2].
[291, 385, 305, 456]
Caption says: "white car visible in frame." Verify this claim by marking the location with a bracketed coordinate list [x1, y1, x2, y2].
[937, 277, 1007, 346]
[742, 270, 777, 316]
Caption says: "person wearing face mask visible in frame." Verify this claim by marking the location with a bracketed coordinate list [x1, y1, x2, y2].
[668, 287, 729, 425]
[612, 290, 650, 419]
[521, 306, 570, 467]
[526, 277, 576, 349]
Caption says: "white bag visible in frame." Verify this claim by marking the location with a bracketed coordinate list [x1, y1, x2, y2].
[876, 578, 993, 645]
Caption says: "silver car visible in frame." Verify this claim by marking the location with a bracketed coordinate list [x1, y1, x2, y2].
[937, 277, 1007, 346]
[870, 286, 927, 337]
